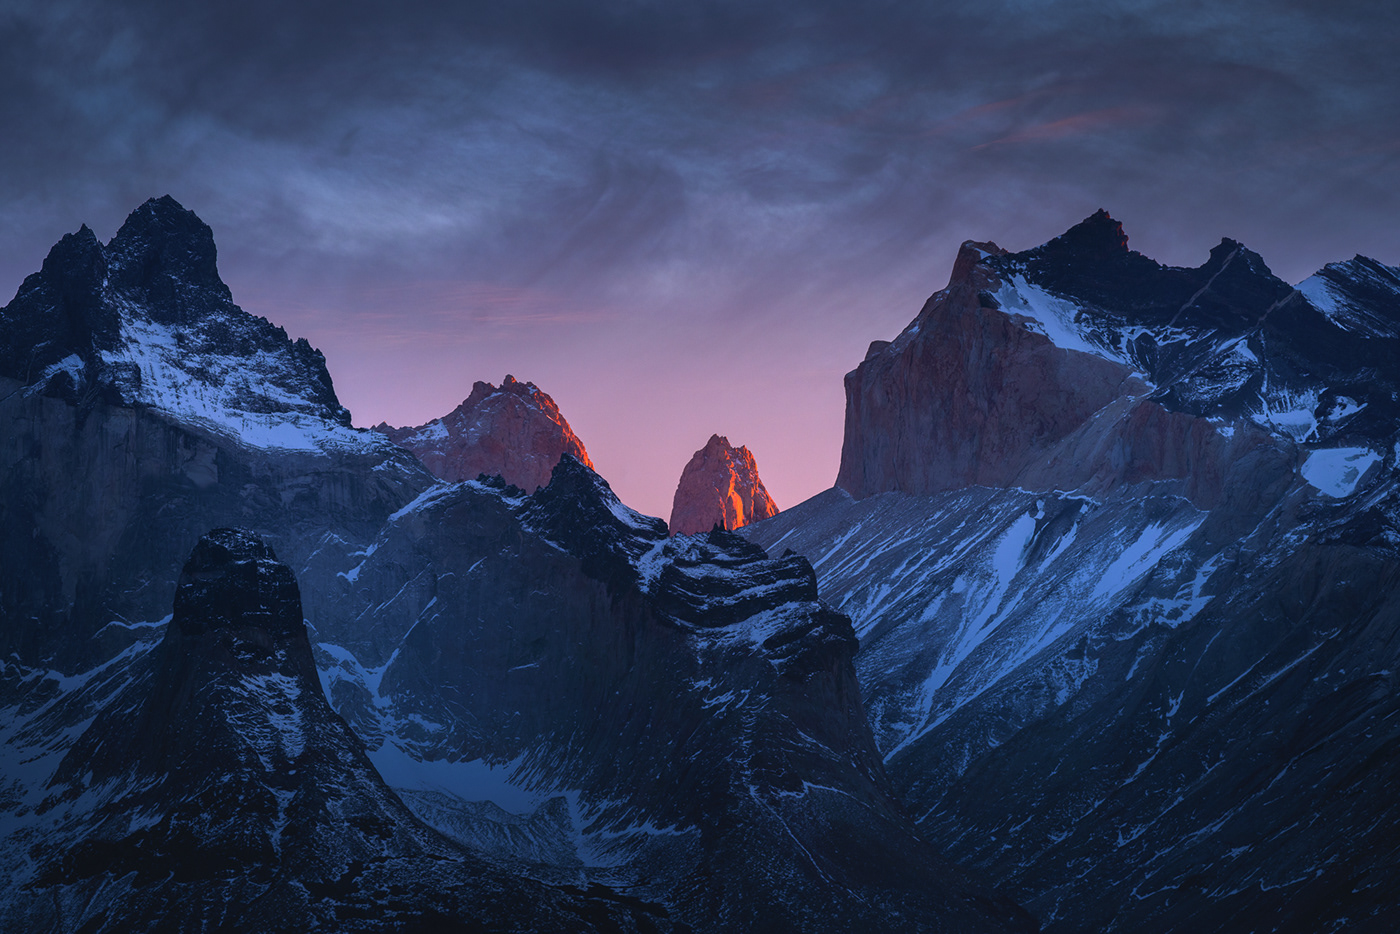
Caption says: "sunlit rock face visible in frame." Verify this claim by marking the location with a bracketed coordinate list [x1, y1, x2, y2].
[669, 434, 779, 536]
[747, 212, 1400, 932]
[8, 529, 658, 933]
[374, 375, 593, 491]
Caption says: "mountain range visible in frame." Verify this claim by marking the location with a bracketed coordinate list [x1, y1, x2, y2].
[0, 197, 1028, 933]
[3, 196, 1398, 931]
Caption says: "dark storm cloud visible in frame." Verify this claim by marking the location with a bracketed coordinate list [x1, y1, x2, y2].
[6, 0, 1400, 514]
[4, 0, 1400, 307]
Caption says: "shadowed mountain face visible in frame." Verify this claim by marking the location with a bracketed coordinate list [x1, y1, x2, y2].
[668, 434, 779, 536]
[0, 198, 1034, 933]
[374, 374, 594, 492]
[0, 198, 434, 671]
[14, 528, 659, 933]
[310, 456, 1033, 933]
[747, 212, 1400, 932]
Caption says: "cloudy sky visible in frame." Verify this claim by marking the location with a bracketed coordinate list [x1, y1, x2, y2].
[4, 0, 1399, 517]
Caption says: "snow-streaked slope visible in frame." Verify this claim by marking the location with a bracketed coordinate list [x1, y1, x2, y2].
[748, 486, 1210, 762]
[1, 196, 397, 457]
[756, 210, 1400, 932]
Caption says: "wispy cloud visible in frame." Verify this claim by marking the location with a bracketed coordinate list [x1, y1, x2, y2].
[4, 0, 1400, 512]
[971, 106, 1159, 149]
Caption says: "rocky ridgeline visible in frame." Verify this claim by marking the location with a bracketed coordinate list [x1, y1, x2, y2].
[747, 211, 1400, 932]
[669, 434, 779, 536]
[320, 455, 1033, 933]
[374, 375, 593, 492]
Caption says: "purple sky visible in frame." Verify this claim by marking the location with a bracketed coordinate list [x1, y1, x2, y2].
[4, 1, 1400, 518]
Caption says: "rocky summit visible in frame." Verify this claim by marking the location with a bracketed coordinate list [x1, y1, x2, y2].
[374, 374, 593, 491]
[747, 210, 1400, 933]
[669, 434, 779, 536]
[0, 196, 357, 449]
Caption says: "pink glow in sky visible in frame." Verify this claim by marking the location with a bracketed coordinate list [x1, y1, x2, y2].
[221, 247, 948, 519]
[4, 1, 1400, 519]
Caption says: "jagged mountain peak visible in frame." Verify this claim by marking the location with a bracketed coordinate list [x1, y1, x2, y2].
[25, 527, 654, 931]
[51, 527, 322, 788]
[756, 213, 1400, 934]
[171, 527, 305, 642]
[375, 373, 594, 490]
[335, 456, 1032, 932]
[522, 453, 668, 591]
[669, 434, 779, 536]
[0, 197, 396, 453]
[106, 195, 229, 310]
[986, 213, 1390, 442]
[1035, 208, 1131, 259]
[837, 209, 1400, 503]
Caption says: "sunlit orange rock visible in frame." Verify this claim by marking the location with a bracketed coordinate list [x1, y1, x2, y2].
[374, 375, 592, 492]
[669, 434, 779, 536]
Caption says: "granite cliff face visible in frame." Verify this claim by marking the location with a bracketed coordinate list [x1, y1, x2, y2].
[747, 212, 1400, 932]
[374, 375, 593, 491]
[669, 434, 779, 536]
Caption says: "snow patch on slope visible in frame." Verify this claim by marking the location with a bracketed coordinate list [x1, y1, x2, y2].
[1090, 522, 1201, 604]
[995, 275, 1127, 364]
[100, 309, 383, 454]
[1301, 447, 1380, 498]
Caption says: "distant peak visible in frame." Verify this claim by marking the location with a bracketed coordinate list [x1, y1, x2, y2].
[670, 434, 778, 536]
[110, 195, 210, 246]
[144, 193, 187, 212]
[1048, 209, 1130, 256]
[705, 433, 733, 450]
[105, 194, 225, 302]
[376, 375, 593, 488]
[463, 375, 544, 409]
[118, 195, 205, 237]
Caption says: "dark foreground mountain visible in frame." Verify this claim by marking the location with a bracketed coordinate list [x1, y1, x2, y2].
[374, 374, 594, 491]
[318, 455, 1034, 931]
[746, 211, 1400, 932]
[0, 198, 1033, 933]
[668, 434, 779, 536]
[7, 528, 663, 933]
